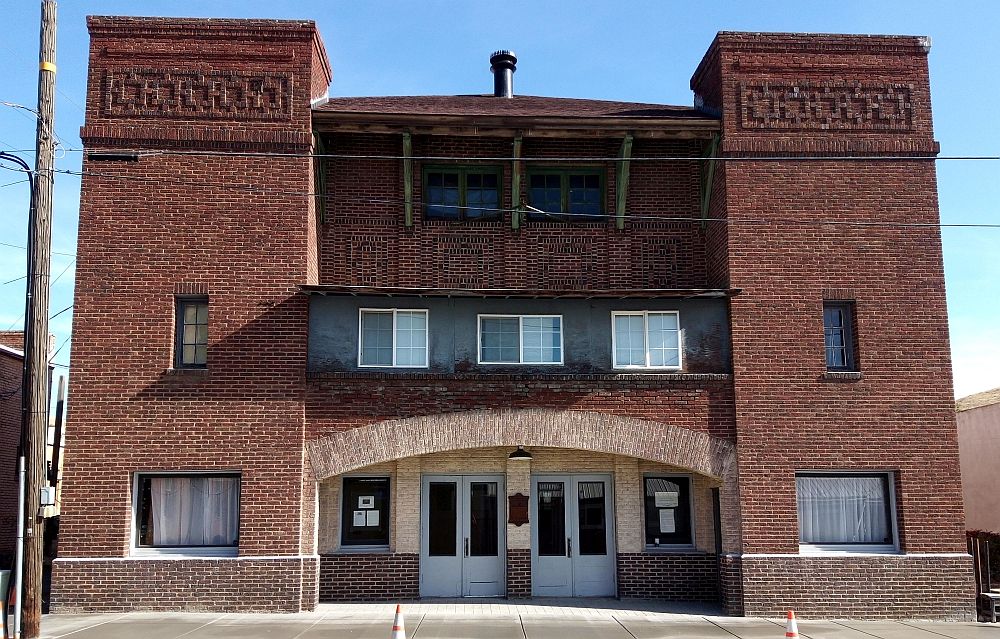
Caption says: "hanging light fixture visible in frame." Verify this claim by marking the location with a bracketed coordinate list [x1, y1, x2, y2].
[508, 446, 533, 461]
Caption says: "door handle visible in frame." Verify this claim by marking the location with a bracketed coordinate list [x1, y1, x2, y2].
[465, 538, 469, 557]
[567, 537, 572, 558]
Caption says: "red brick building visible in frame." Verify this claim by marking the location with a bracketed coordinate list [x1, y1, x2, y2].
[1, 331, 26, 569]
[52, 17, 973, 619]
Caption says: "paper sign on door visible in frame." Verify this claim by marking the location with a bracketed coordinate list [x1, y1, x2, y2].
[659, 509, 676, 534]
[654, 491, 679, 508]
[353, 510, 366, 527]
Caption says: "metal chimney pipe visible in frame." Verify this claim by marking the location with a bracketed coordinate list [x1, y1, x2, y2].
[490, 50, 517, 98]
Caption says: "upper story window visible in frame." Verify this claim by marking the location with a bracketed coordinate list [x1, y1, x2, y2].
[478, 314, 563, 365]
[359, 308, 429, 368]
[823, 301, 856, 371]
[796, 472, 896, 552]
[175, 297, 208, 369]
[527, 168, 604, 222]
[612, 311, 682, 370]
[135, 472, 240, 556]
[423, 166, 501, 220]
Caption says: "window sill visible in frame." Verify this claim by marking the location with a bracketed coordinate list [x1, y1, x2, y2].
[308, 371, 731, 383]
[798, 544, 899, 556]
[644, 545, 701, 554]
[131, 546, 237, 558]
[822, 371, 862, 382]
[329, 546, 391, 554]
[164, 367, 209, 377]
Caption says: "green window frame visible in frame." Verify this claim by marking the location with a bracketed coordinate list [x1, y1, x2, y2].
[526, 168, 606, 222]
[422, 166, 502, 221]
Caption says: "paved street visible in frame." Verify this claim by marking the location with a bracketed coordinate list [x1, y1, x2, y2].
[38, 600, 999, 639]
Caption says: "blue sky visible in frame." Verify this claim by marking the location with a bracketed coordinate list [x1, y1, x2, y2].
[1, 1, 997, 398]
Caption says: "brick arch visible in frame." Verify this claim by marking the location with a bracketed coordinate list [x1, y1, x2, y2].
[305, 408, 736, 481]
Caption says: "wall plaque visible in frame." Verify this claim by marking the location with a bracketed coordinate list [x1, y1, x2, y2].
[508, 493, 528, 527]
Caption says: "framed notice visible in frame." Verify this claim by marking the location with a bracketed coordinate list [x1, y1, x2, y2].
[359, 495, 375, 509]
[654, 491, 679, 508]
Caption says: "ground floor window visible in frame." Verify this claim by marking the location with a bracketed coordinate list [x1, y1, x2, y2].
[796, 473, 895, 549]
[342, 476, 390, 547]
[643, 476, 692, 547]
[135, 473, 240, 550]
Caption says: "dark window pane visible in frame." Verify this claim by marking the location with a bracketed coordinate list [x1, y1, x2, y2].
[341, 477, 390, 546]
[428, 482, 457, 556]
[528, 173, 563, 218]
[568, 173, 602, 219]
[469, 482, 499, 556]
[823, 302, 855, 370]
[427, 172, 443, 187]
[578, 481, 607, 555]
[537, 482, 566, 556]
[466, 171, 500, 219]
[425, 171, 462, 220]
[177, 299, 209, 368]
[643, 477, 691, 546]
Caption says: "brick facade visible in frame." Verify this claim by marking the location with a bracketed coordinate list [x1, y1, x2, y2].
[318, 554, 419, 601]
[55, 18, 972, 620]
[616, 552, 719, 601]
[0, 338, 23, 568]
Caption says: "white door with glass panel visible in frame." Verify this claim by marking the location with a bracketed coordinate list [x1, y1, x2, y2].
[420, 475, 505, 597]
[530, 475, 615, 597]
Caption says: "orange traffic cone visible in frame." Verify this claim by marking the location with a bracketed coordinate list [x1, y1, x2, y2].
[785, 610, 799, 638]
[391, 603, 406, 639]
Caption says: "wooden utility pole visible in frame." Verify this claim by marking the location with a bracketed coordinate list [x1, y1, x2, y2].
[22, 1, 57, 637]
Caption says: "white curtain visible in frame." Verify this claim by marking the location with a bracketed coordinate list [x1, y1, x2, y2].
[797, 476, 889, 544]
[150, 476, 239, 546]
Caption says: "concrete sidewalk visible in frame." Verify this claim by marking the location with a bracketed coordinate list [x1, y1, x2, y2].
[39, 600, 998, 639]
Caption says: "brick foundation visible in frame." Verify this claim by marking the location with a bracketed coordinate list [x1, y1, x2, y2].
[740, 555, 975, 620]
[319, 553, 419, 601]
[719, 554, 744, 616]
[507, 549, 531, 598]
[50, 557, 318, 613]
[616, 552, 719, 601]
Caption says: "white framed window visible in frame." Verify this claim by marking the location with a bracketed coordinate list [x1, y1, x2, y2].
[612, 311, 682, 369]
[358, 308, 429, 368]
[132, 472, 240, 557]
[796, 472, 898, 554]
[478, 314, 563, 365]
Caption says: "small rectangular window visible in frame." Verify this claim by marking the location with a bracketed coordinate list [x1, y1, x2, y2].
[644, 476, 692, 547]
[341, 477, 390, 547]
[175, 298, 208, 368]
[823, 301, 856, 371]
[478, 314, 562, 365]
[796, 473, 895, 550]
[527, 169, 605, 222]
[358, 309, 429, 368]
[612, 311, 682, 369]
[135, 473, 240, 550]
[423, 167, 501, 220]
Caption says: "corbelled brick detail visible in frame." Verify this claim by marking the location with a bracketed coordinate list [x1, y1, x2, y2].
[507, 549, 531, 598]
[740, 555, 975, 620]
[319, 553, 418, 601]
[616, 552, 719, 601]
[51, 557, 318, 613]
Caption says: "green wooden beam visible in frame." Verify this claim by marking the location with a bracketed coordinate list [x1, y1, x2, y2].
[616, 133, 633, 230]
[402, 132, 413, 227]
[511, 134, 523, 230]
[700, 134, 720, 230]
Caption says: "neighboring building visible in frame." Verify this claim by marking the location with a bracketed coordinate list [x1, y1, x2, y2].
[958, 388, 1000, 534]
[0, 331, 25, 569]
[52, 17, 973, 619]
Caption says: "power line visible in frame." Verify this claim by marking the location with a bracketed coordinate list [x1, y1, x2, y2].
[48, 166, 1000, 229]
[6, 258, 76, 330]
[0, 241, 75, 258]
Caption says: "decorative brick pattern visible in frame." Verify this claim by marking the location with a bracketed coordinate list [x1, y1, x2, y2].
[740, 82, 913, 132]
[105, 68, 294, 121]
[616, 552, 719, 601]
[319, 553, 419, 601]
[507, 549, 531, 598]
[51, 557, 317, 613]
[740, 555, 975, 620]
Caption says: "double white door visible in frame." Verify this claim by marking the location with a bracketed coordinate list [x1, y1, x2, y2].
[420, 475, 505, 597]
[530, 474, 616, 597]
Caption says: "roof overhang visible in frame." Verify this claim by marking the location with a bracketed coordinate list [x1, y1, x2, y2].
[311, 111, 720, 140]
[299, 284, 739, 299]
